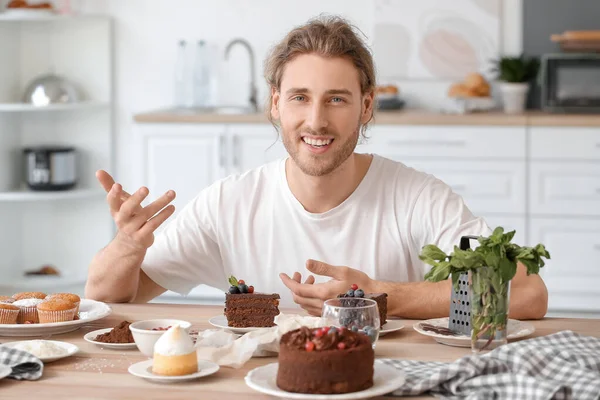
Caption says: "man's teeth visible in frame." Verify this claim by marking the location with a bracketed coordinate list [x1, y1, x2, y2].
[302, 137, 333, 146]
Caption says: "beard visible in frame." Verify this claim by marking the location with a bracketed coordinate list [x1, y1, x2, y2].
[281, 119, 361, 177]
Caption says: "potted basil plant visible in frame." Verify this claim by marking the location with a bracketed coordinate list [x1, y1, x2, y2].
[419, 227, 550, 352]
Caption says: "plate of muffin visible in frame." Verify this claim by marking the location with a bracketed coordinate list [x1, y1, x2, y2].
[0, 291, 111, 337]
[245, 326, 405, 399]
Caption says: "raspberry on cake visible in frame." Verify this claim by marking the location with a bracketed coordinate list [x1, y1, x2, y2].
[276, 326, 374, 394]
[224, 275, 280, 328]
[338, 284, 388, 326]
[152, 325, 198, 376]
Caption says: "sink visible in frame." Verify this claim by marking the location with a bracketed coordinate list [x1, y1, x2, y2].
[166, 106, 256, 115]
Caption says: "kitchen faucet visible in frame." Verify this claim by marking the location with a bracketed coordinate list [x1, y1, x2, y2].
[224, 38, 258, 113]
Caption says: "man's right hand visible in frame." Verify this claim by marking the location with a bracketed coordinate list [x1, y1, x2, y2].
[97, 170, 176, 251]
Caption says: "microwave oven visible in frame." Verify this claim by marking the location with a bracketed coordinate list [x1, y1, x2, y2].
[540, 53, 600, 113]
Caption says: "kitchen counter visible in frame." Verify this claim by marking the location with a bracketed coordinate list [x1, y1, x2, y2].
[133, 109, 600, 127]
[2, 303, 600, 399]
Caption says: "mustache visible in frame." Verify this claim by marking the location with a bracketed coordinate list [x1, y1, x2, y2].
[298, 128, 335, 137]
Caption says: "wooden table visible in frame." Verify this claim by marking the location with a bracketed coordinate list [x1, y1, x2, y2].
[1, 303, 599, 399]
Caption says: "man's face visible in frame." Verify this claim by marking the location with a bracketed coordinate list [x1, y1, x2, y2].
[271, 54, 373, 177]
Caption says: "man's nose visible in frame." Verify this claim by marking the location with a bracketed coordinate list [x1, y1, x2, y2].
[306, 102, 328, 132]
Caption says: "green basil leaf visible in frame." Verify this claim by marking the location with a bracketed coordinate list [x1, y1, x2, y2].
[419, 245, 448, 262]
[499, 258, 517, 283]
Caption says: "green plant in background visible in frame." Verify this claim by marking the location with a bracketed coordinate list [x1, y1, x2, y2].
[491, 54, 540, 83]
[419, 227, 550, 350]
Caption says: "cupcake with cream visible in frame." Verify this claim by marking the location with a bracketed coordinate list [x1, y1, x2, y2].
[13, 298, 45, 323]
[152, 324, 198, 376]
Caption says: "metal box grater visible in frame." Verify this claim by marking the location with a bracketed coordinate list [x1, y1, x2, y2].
[448, 236, 479, 335]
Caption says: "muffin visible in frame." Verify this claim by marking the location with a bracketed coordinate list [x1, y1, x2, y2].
[0, 295, 15, 304]
[13, 298, 45, 323]
[46, 293, 81, 314]
[37, 299, 77, 323]
[0, 303, 19, 324]
[12, 292, 47, 301]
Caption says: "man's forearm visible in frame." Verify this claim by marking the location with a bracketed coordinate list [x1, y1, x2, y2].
[369, 267, 548, 320]
[84, 240, 146, 303]
[370, 279, 452, 319]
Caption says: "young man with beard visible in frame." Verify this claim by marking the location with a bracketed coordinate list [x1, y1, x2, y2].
[85, 16, 548, 320]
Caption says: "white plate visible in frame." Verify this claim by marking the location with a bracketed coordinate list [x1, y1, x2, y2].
[0, 365, 11, 380]
[83, 328, 138, 349]
[1, 340, 78, 363]
[413, 317, 536, 347]
[128, 359, 220, 383]
[208, 315, 273, 334]
[0, 299, 112, 337]
[245, 360, 405, 399]
[378, 320, 405, 337]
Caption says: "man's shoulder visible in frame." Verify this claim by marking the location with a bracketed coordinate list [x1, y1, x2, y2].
[371, 154, 434, 189]
[206, 158, 284, 197]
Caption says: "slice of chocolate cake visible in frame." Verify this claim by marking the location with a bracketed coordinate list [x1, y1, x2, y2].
[224, 276, 280, 328]
[338, 285, 388, 326]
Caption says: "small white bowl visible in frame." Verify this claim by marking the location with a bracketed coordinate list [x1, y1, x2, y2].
[129, 319, 192, 357]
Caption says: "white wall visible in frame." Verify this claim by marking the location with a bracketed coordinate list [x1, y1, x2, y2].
[76, 0, 522, 189]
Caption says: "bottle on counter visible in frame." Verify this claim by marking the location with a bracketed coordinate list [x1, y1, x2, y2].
[174, 39, 189, 108]
[192, 40, 212, 108]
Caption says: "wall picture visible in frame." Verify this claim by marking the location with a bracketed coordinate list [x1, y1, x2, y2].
[373, 0, 502, 80]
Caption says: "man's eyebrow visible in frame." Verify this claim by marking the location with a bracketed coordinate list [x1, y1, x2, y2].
[284, 88, 354, 95]
[326, 89, 353, 96]
[285, 88, 309, 95]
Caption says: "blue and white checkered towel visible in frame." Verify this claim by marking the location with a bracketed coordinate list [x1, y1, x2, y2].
[0, 345, 44, 380]
[381, 330, 600, 400]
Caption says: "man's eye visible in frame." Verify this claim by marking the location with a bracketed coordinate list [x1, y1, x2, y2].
[292, 95, 305, 101]
[331, 97, 345, 103]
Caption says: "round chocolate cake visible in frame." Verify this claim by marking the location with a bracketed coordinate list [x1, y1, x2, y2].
[276, 326, 374, 394]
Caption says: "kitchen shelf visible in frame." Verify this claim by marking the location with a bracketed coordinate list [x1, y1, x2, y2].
[0, 13, 109, 22]
[0, 275, 87, 295]
[0, 101, 109, 112]
[0, 188, 105, 202]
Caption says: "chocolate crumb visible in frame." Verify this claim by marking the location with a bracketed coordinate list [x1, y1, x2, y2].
[94, 321, 135, 343]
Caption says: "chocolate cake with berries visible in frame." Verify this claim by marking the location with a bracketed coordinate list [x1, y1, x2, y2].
[338, 284, 388, 326]
[276, 326, 374, 394]
[224, 276, 280, 327]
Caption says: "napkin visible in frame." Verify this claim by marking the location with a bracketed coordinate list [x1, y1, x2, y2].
[195, 313, 330, 368]
[381, 330, 600, 400]
[0, 345, 44, 380]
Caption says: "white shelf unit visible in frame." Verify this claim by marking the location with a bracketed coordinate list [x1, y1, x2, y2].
[0, 101, 109, 112]
[0, 188, 105, 202]
[0, 15, 114, 296]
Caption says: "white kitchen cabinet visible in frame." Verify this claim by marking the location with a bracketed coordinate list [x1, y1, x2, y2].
[402, 159, 527, 215]
[133, 120, 600, 314]
[530, 127, 600, 161]
[529, 161, 600, 218]
[530, 218, 600, 312]
[227, 124, 287, 174]
[364, 125, 526, 159]
[135, 124, 224, 214]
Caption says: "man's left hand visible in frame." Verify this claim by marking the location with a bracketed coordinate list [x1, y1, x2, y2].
[280, 259, 374, 316]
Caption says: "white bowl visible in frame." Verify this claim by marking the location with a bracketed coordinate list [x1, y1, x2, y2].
[129, 319, 192, 357]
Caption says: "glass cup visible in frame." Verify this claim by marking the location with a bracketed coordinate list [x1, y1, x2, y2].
[321, 298, 380, 348]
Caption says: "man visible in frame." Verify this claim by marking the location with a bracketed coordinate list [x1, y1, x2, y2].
[85, 16, 548, 320]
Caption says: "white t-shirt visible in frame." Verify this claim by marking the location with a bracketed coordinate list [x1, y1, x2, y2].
[142, 154, 491, 307]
